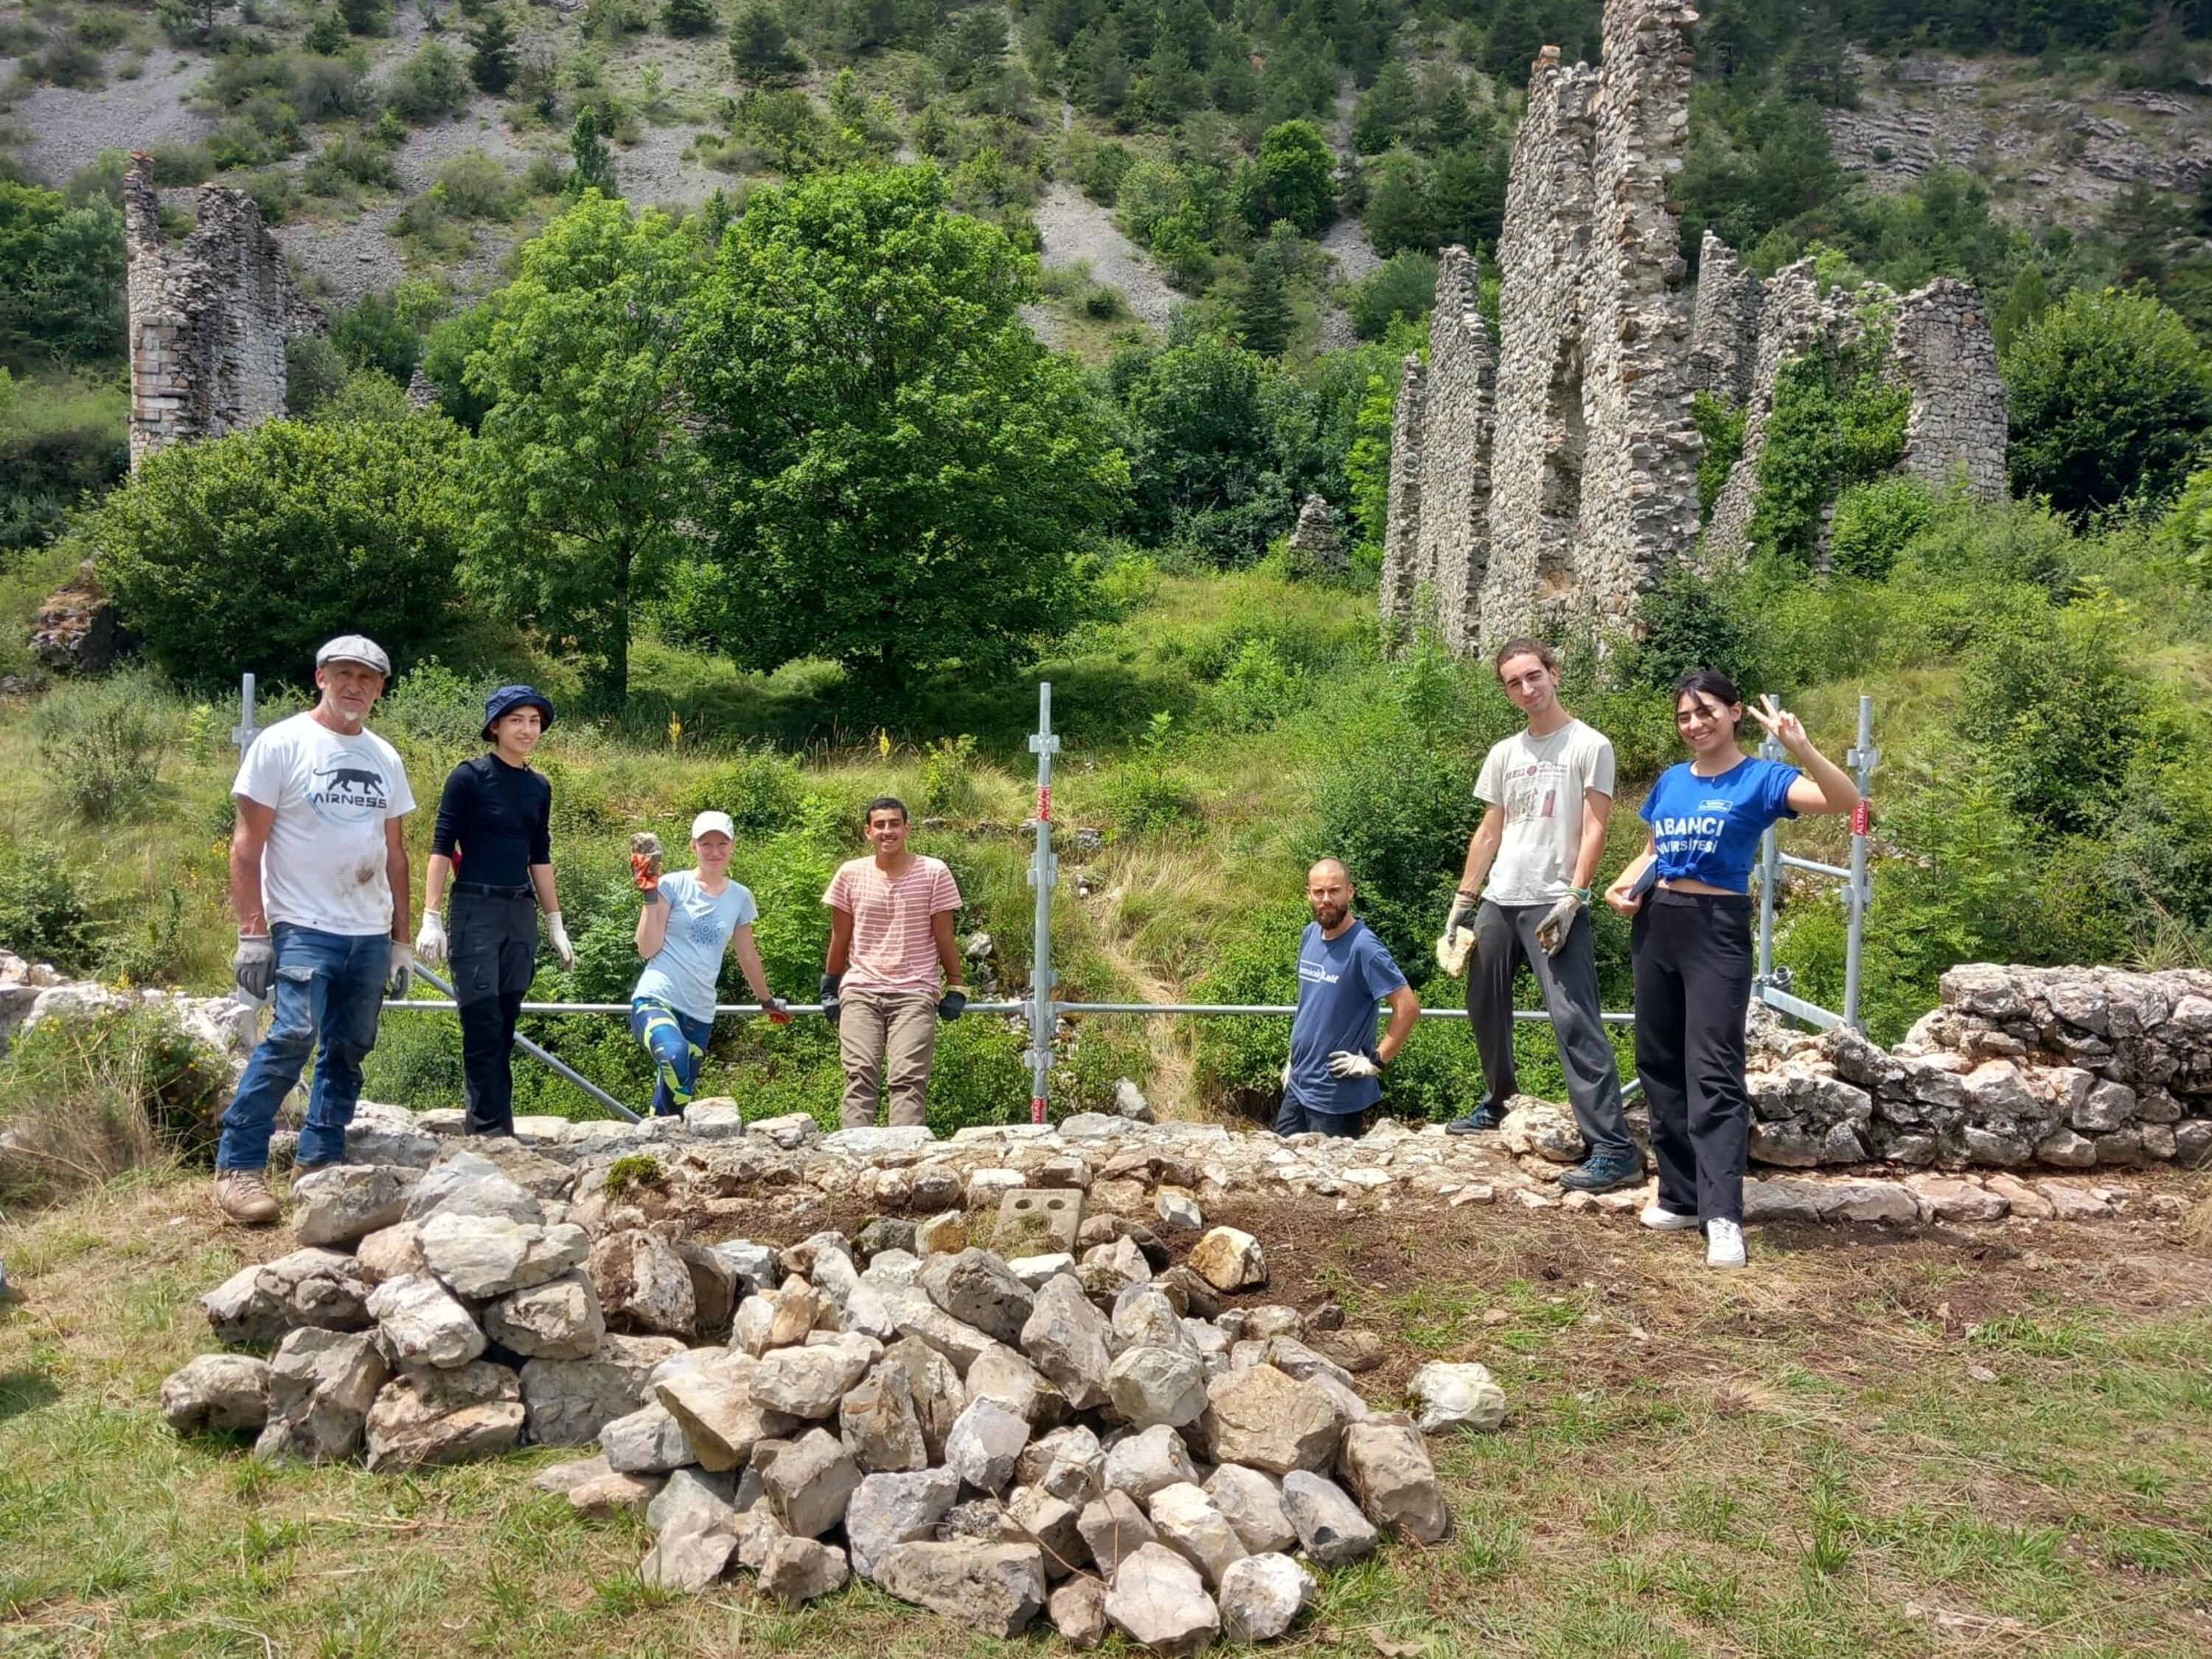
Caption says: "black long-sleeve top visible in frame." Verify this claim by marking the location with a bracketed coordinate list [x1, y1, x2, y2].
[431, 754, 552, 888]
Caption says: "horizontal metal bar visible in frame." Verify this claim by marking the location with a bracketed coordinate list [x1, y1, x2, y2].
[383, 1000, 1031, 1017]
[1756, 983, 1843, 1031]
[386, 997, 1636, 1026]
[1778, 852, 1851, 880]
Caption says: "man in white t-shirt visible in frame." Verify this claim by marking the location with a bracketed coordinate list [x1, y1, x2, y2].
[819, 796, 965, 1131]
[212, 636, 416, 1225]
[1441, 638, 1641, 1193]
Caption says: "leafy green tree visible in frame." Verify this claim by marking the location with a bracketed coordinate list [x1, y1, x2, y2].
[337, 0, 386, 34]
[1344, 250, 1435, 340]
[1114, 330, 1280, 560]
[567, 105, 618, 197]
[464, 195, 700, 699]
[664, 0, 715, 34]
[327, 289, 424, 383]
[731, 1, 803, 81]
[92, 417, 473, 683]
[1245, 119, 1335, 236]
[0, 181, 127, 363]
[2003, 288, 2212, 518]
[392, 41, 469, 122]
[1359, 150, 1433, 257]
[465, 6, 518, 92]
[1352, 59, 1416, 154]
[681, 166, 1126, 696]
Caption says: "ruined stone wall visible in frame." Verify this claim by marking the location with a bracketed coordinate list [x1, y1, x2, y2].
[1688, 230, 1762, 403]
[1891, 276, 2008, 501]
[1568, 0, 1703, 639]
[1411, 248, 1496, 653]
[1377, 357, 1426, 648]
[126, 154, 321, 469]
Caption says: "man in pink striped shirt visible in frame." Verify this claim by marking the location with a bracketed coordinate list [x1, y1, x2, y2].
[820, 796, 967, 1130]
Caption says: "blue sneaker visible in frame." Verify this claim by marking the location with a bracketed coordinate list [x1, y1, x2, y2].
[1445, 1105, 1508, 1135]
[1557, 1152, 1644, 1193]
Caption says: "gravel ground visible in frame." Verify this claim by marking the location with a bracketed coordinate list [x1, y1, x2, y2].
[7, 46, 213, 186]
[1032, 179, 1180, 331]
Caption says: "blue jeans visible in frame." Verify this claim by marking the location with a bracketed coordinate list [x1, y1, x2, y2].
[1273, 1091, 1365, 1138]
[631, 998, 713, 1116]
[217, 924, 389, 1171]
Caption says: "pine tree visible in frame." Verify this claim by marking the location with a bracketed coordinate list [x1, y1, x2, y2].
[466, 6, 518, 93]
[730, 1, 801, 82]
[664, 0, 714, 36]
[568, 105, 617, 198]
[1236, 243, 1293, 357]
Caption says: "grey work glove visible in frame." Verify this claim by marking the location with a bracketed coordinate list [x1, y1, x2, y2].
[819, 972, 842, 1026]
[386, 941, 414, 999]
[1535, 889, 1587, 956]
[232, 933, 274, 1001]
[1326, 1049, 1380, 1079]
[1445, 890, 1478, 939]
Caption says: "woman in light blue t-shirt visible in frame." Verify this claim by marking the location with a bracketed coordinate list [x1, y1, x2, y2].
[630, 810, 790, 1116]
[1603, 668, 1860, 1269]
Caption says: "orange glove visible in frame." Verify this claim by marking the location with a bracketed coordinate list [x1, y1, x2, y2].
[630, 832, 664, 894]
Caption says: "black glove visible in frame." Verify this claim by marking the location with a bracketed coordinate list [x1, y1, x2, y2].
[937, 988, 967, 1021]
[819, 972, 842, 1026]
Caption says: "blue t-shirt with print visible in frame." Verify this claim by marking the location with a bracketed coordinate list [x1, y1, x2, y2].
[633, 869, 758, 1021]
[1287, 919, 1408, 1118]
[1638, 757, 1801, 894]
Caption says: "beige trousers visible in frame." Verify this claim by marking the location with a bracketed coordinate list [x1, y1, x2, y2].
[838, 986, 939, 1130]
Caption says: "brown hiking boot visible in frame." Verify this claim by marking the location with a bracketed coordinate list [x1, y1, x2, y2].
[214, 1170, 280, 1225]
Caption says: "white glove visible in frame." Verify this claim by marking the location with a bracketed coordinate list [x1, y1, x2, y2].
[414, 911, 447, 965]
[1326, 1049, 1380, 1079]
[386, 941, 414, 999]
[1281, 1058, 1292, 1089]
[545, 911, 575, 970]
[1535, 889, 1587, 956]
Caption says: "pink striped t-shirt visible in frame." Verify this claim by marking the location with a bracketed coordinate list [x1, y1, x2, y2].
[824, 855, 963, 993]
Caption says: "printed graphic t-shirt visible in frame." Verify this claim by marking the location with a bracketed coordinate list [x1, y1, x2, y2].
[233, 712, 415, 937]
[1287, 919, 1408, 1118]
[1475, 720, 1618, 905]
[1638, 756, 1801, 894]
[633, 869, 757, 1021]
[823, 856, 963, 994]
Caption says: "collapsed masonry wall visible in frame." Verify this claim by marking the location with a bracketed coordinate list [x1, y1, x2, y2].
[1405, 248, 1496, 652]
[1687, 231, 1761, 403]
[1891, 277, 2008, 501]
[125, 153, 322, 470]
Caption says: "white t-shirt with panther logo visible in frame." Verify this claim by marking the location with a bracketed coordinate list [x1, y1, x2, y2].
[233, 712, 417, 936]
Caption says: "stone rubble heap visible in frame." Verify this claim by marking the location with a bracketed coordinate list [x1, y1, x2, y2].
[164, 1155, 1503, 1651]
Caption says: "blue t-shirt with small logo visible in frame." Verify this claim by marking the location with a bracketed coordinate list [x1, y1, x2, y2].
[632, 870, 757, 1022]
[1287, 919, 1408, 1117]
[1638, 757, 1801, 894]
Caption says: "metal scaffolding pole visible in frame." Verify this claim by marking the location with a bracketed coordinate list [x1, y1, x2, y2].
[1024, 683, 1060, 1126]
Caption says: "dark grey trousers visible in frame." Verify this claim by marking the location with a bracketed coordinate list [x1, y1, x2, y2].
[1464, 899, 1635, 1161]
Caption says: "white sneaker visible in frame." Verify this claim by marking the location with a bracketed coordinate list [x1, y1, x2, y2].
[1705, 1218, 1747, 1268]
[1641, 1203, 1701, 1231]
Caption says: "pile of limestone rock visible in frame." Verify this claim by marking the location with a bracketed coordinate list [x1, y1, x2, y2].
[161, 1147, 1502, 1649]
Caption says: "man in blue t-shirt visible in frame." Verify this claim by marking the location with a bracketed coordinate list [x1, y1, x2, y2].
[1276, 859, 1420, 1138]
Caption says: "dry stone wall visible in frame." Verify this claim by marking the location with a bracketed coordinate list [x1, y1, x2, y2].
[125, 153, 322, 469]
[1381, 0, 2006, 645]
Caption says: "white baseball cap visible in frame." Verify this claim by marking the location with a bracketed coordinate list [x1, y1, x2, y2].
[690, 810, 735, 841]
[316, 634, 392, 676]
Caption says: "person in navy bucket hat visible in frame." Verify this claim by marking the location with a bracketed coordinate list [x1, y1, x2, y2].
[480, 684, 554, 742]
[414, 683, 572, 1135]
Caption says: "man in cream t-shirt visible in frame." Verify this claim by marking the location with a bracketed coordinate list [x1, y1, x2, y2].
[1441, 637, 1641, 1193]
[212, 635, 416, 1225]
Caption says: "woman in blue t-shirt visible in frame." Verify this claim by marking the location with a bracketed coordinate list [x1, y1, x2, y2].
[1603, 668, 1860, 1268]
[630, 810, 790, 1116]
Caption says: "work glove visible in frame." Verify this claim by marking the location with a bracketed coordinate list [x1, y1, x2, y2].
[414, 911, 447, 966]
[1326, 1049, 1380, 1079]
[937, 988, 967, 1021]
[1436, 890, 1478, 975]
[819, 972, 842, 1026]
[386, 941, 414, 999]
[1535, 888, 1588, 956]
[761, 994, 791, 1026]
[1445, 890, 1478, 939]
[630, 832, 664, 894]
[1281, 1057, 1293, 1090]
[232, 933, 274, 1001]
[545, 911, 575, 971]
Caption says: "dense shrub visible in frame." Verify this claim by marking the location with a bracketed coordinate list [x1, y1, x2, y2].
[91, 415, 476, 685]
[677, 747, 808, 834]
[0, 182, 128, 364]
[1692, 390, 1745, 524]
[392, 41, 470, 123]
[33, 672, 173, 823]
[0, 836, 91, 970]
[1827, 475, 1934, 580]
[1343, 251, 1436, 342]
[1748, 349, 1909, 563]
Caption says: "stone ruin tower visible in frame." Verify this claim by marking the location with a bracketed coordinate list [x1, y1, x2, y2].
[1382, 0, 1704, 655]
[1381, 0, 2007, 653]
[1697, 237, 2007, 560]
[125, 153, 323, 470]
